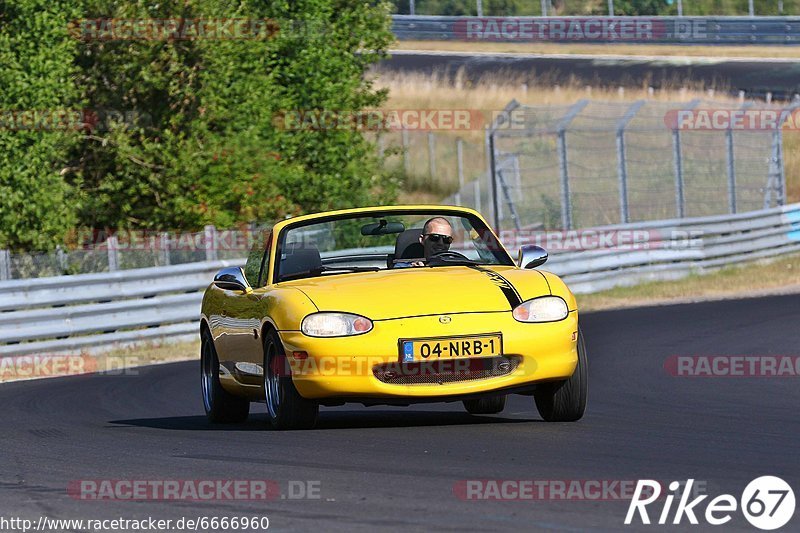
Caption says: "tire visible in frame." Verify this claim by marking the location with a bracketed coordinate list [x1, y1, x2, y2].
[463, 395, 506, 415]
[534, 328, 588, 422]
[201, 328, 250, 423]
[263, 328, 318, 430]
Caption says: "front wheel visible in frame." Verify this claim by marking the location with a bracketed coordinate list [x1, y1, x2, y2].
[263, 329, 319, 430]
[534, 329, 588, 422]
[201, 329, 249, 423]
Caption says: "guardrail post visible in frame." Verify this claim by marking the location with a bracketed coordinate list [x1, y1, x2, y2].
[107, 236, 119, 272]
[455, 138, 464, 205]
[56, 246, 67, 273]
[616, 100, 645, 224]
[205, 225, 218, 262]
[402, 129, 410, 175]
[160, 232, 171, 266]
[427, 132, 436, 178]
[0, 250, 11, 280]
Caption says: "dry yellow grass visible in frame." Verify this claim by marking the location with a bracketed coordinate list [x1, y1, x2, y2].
[394, 40, 800, 59]
[577, 253, 800, 312]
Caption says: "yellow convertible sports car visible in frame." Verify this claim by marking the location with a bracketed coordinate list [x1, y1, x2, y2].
[200, 205, 587, 429]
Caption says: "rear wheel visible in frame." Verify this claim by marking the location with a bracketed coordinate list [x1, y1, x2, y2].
[463, 395, 506, 414]
[534, 329, 588, 422]
[201, 329, 249, 423]
[263, 328, 318, 430]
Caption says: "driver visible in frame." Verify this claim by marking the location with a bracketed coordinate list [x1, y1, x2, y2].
[398, 217, 454, 267]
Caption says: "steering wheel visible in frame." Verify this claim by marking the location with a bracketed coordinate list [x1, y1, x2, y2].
[428, 250, 471, 265]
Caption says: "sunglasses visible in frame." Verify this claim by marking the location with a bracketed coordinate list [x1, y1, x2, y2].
[422, 233, 453, 244]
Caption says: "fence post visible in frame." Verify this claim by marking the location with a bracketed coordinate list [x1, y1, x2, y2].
[474, 179, 481, 212]
[0, 250, 11, 280]
[205, 225, 218, 262]
[541, 0, 548, 16]
[427, 132, 436, 178]
[555, 100, 589, 230]
[616, 100, 645, 224]
[476, 0, 483, 16]
[455, 138, 464, 206]
[107, 236, 119, 272]
[672, 99, 699, 218]
[608, 0, 614, 16]
[725, 127, 737, 214]
[409, 0, 415, 15]
[402, 129, 410, 175]
[160, 232, 171, 266]
[489, 131, 500, 230]
[377, 135, 385, 159]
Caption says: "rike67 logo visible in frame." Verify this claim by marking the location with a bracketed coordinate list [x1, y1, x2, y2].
[626, 477, 795, 530]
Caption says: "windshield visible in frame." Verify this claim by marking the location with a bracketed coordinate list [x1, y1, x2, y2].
[274, 210, 513, 283]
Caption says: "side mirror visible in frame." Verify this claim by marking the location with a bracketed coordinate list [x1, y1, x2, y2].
[213, 266, 251, 292]
[518, 245, 548, 269]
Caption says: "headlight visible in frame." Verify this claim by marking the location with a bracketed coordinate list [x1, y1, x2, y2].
[301, 312, 373, 337]
[512, 296, 569, 323]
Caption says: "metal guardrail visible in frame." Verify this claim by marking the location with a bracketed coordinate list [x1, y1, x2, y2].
[542, 203, 800, 293]
[0, 260, 243, 357]
[392, 15, 800, 45]
[0, 204, 798, 356]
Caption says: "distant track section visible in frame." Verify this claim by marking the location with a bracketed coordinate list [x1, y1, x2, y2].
[379, 50, 800, 99]
[392, 15, 800, 45]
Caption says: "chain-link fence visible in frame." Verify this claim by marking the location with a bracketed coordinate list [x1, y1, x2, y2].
[436, 98, 794, 231]
[0, 226, 255, 281]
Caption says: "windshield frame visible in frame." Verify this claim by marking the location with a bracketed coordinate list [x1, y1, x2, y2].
[270, 208, 514, 284]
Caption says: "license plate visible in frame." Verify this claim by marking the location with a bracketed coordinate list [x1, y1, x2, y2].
[400, 334, 502, 363]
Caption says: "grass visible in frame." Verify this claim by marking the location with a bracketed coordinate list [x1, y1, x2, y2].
[0, 339, 199, 384]
[576, 252, 800, 312]
[394, 40, 800, 59]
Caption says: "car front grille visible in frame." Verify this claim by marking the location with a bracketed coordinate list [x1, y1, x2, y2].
[372, 356, 519, 385]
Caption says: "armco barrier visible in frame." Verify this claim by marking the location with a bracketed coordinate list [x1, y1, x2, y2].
[0, 204, 798, 357]
[391, 15, 800, 45]
[0, 260, 243, 357]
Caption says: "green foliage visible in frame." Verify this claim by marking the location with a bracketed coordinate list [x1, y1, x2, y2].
[0, 0, 396, 251]
[0, 0, 83, 250]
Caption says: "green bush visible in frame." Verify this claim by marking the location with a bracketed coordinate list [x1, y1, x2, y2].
[0, 0, 397, 251]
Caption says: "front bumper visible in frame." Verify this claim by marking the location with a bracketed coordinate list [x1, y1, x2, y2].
[279, 310, 579, 400]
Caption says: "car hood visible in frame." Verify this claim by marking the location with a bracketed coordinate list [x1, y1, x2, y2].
[278, 265, 550, 320]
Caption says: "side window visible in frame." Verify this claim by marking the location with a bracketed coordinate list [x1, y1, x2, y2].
[244, 229, 271, 288]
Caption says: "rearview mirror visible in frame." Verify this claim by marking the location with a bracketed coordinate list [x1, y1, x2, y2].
[361, 220, 406, 235]
[518, 245, 548, 269]
[213, 266, 251, 292]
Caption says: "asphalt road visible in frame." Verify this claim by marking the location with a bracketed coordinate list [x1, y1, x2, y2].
[1, 294, 799, 532]
[381, 50, 800, 99]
